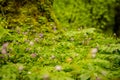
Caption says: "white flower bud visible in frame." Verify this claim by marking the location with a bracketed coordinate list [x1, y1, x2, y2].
[31, 53, 37, 58]
[42, 74, 50, 80]
[90, 47, 98, 58]
[1, 49, 7, 54]
[50, 55, 55, 59]
[2, 42, 9, 49]
[18, 66, 24, 71]
[55, 65, 62, 71]
[29, 41, 34, 46]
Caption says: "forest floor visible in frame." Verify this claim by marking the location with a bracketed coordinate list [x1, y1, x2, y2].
[0, 27, 120, 80]
[0, 0, 120, 79]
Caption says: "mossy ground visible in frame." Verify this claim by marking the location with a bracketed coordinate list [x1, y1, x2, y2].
[0, 26, 120, 80]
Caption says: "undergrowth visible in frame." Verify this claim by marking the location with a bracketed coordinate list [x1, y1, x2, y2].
[0, 25, 120, 80]
[0, 0, 120, 80]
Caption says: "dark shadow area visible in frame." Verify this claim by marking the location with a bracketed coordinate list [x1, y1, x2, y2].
[114, 2, 120, 37]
